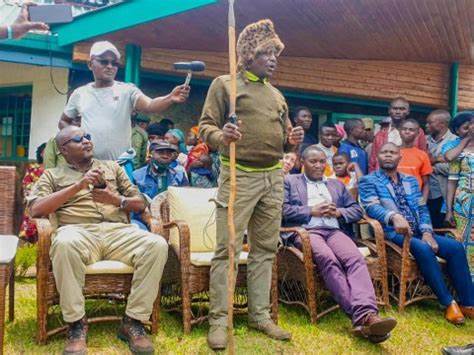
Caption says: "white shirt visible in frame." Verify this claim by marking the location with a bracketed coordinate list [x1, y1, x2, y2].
[304, 175, 339, 229]
[64, 81, 143, 161]
[315, 143, 336, 169]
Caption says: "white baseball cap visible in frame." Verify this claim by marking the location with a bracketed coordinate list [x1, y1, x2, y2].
[89, 41, 121, 60]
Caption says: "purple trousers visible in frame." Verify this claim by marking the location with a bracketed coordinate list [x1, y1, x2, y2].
[295, 227, 378, 325]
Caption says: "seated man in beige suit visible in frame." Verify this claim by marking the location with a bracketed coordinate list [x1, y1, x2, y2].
[28, 126, 168, 355]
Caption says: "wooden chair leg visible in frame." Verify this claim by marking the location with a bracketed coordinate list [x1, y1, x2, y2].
[0, 265, 8, 355]
[308, 288, 318, 324]
[36, 273, 48, 344]
[150, 287, 161, 334]
[381, 276, 391, 310]
[8, 261, 14, 322]
[398, 237, 410, 312]
[181, 267, 192, 334]
[305, 267, 317, 324]
[270, 260, 278, 324]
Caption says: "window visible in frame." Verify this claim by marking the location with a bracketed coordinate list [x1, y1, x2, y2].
[0, 86, 33, 161]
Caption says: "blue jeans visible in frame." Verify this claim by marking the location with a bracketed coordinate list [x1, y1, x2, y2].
[391, 234, 474, 307]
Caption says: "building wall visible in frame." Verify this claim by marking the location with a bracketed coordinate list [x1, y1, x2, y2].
[459, 65, 474, 110]
[0, 62, 69, 159]
[74, 44, 474, 111]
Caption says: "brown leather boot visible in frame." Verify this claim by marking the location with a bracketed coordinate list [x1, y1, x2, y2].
[117, 315, 154, 355]
[63, 317, 88, 355]
[351, 313, 397, 343]
[445, 301, 465, 325]
[459, 306, 474, 320]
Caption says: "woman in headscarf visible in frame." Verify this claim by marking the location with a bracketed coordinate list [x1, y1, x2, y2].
[444, 111, 474, 281]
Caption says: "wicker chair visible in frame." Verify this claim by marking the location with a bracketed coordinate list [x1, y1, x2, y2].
[277, 216, 390, 323]
[385, 227, 462, 311]
[0, 166, 17, 355]
[150, 187, 278, 333]
[34, 211, 161, 344]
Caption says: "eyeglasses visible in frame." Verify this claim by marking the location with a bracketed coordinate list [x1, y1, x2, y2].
[62, 133, 92, 147]
[94, 59, 120, 67]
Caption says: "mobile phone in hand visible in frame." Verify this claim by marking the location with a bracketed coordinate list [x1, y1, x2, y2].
[29, 4, 73, 24]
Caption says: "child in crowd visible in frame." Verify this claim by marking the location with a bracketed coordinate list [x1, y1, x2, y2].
[398, 119, 433, 202]
[282, 151, 297, 175]
[316, 123, 339, 176]
[186, 126, 200, 151]
[189, 153, 217, 188]
[332, 153, 362, 196]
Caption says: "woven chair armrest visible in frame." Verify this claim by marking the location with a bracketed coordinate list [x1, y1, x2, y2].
[434, 228, 463, 242]
[384, 231, 412, 262]
[33, 218, 53, 273]
[140, 208, 163, 237]
[162, 220, 191, 263]
[280, 226, 313, 271]
[362, 216, 387, 256]
[149, 194, 170, 238]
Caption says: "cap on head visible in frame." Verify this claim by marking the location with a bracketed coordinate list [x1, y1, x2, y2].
[90, 41, 121, 60]
[150, 141, 178, 153]
[381, 116, 392, 124]
[236, 19, 284, 71]
[361, 117, 374, 130]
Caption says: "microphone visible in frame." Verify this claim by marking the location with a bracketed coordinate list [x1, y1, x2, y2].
[173, 61, 206, 72]
[173, 61, 206, 85]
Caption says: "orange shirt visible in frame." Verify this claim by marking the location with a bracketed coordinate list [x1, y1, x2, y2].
[398, 147, 433, 188]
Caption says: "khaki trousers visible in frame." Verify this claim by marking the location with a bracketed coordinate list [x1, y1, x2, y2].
[50, 222, 168, 323]
[209, 167, 283, 326]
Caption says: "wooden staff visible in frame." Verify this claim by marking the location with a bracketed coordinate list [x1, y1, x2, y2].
[226, 0, 237, 353]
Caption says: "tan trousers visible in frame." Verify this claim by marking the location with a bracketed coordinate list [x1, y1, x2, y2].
[50, 222, 168, 323]
[209, 167, 283, 326]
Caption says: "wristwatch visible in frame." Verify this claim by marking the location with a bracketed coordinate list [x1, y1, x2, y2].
[119, 196, 128, 209]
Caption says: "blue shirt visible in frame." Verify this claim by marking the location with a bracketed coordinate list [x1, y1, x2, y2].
[132, 161, 188, 200]
[388, 173, 420, 235]
[338, 140, 368, 174]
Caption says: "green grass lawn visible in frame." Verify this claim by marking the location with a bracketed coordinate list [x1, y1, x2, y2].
[4, 278, 473, 354]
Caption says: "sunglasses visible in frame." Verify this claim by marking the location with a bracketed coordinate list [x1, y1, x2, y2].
[62, 133, 92, 147]
[94, 59, 120, 67]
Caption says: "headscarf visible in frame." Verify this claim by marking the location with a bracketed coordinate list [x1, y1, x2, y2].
[449, 111, 474, 134]
[335, 124, 346, 139]
[190, 126, 199, 137]
[167, 128, 187, 154]
[185, 143, 209, 171]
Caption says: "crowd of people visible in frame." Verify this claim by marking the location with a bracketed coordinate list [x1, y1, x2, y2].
[15, 21, 473, 355]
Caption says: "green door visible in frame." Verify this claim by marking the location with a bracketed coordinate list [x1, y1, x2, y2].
[0, 86, 33, 161]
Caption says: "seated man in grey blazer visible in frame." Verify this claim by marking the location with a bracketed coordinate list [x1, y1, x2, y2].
[282, 145, 397, 342]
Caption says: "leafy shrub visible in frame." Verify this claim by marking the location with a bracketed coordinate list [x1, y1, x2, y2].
[14, 244, 37, 277]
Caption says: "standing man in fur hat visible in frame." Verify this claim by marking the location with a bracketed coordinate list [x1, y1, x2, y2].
[199, 19, 304, 350]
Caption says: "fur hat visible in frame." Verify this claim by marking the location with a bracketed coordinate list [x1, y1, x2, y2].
[236, 19, 284, 71]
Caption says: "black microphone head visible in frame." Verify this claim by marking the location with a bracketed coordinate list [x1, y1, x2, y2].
[173, 61, 206, 72]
